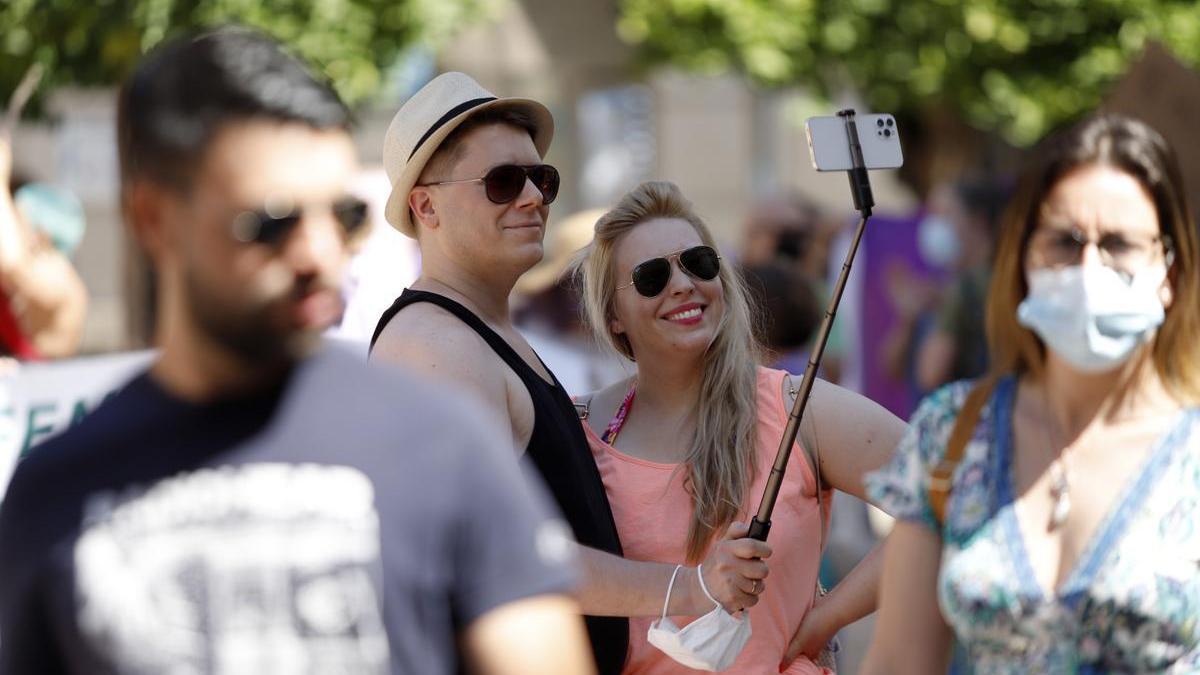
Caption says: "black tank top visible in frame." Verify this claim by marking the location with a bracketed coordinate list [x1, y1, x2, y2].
[371, 289, 629, 674]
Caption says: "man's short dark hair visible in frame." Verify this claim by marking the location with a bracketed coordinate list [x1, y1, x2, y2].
[117, 27, 350, 192]
[419, 105, 539, 183]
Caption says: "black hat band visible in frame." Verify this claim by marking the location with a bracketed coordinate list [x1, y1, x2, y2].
[408, 96, 498, 161]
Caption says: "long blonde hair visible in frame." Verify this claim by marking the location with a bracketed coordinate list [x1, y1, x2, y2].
[575, 181, 763, 562]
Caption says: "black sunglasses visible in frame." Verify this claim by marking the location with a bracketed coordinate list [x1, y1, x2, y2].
[231, 196, 369, 245]
[419, 164, 560, 205]
[616, 245, 722, 298]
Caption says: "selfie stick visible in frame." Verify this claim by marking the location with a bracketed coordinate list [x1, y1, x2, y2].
[748, 109, 874, 542]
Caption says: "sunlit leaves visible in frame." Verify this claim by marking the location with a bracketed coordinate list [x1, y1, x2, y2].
[0, 0, 498, 110]
[618, 0, 1200, 145]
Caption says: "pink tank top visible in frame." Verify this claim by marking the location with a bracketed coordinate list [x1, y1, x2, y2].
[584, 367, 833, 675]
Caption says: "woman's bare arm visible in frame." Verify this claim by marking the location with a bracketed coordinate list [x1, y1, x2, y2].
[860, 521, 953, 675]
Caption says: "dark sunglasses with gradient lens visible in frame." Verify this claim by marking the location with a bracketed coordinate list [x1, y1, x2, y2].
[231, 196, 370, 245]
[617, 245, 722, 298]
[420, 164, 560, 205]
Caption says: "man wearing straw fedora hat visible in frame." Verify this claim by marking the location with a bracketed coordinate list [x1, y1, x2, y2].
[370, 72, 773, 673]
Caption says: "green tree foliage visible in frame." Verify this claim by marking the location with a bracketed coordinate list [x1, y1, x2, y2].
[617, 0, 1200, 145]
[1, 0, 499, 109]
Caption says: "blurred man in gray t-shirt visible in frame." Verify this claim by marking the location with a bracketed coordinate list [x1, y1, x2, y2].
[0, 28, 593, 675]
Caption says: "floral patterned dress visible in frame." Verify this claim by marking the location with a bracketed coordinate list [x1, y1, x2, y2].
[866, 376, 1200, 673]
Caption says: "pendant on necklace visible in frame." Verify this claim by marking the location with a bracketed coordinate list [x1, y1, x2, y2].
[1048, 463, 1071, 531]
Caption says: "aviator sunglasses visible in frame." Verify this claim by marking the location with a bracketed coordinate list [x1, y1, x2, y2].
[231, 196, 370, 246]
[418, 164, 560, 205]
[616, 245, 722, 298]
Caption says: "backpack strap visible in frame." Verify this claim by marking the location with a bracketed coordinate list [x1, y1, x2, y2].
[572, 394, 595, 421]
[928, 377, 997, 528]
[783, 373, 822, 495]
[783, 372, 841, 667]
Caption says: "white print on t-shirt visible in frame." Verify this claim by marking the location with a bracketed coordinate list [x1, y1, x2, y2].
[73, 463, 389, 674]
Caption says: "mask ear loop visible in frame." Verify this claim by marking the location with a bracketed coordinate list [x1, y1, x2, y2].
[694, 563, 722, 609]
[659, 564, 684, 621]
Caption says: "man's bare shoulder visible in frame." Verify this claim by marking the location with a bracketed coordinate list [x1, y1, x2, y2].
[370, 302, 504, 386]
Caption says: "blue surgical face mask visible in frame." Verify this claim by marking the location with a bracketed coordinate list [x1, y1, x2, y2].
[1017, 262, 1167, 373]
[14, 183, 86, 257]
[917, 214, 961, 270]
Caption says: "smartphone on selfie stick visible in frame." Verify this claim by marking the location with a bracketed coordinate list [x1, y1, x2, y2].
[747, 110, 903, 543]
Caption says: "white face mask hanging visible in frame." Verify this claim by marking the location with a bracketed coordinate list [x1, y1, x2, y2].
[646, 564, 752, 672]
[1017, 262, 1167, 373]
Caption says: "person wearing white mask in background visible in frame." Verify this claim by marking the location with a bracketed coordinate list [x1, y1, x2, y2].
[862, 114, 1200, 674]
[911, 179, 1010, 393]
[0, 136, 88, 360]
[881, 180, 1005, 403]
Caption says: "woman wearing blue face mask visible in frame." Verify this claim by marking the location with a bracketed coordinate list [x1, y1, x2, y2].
[862, 113, 1200, 674]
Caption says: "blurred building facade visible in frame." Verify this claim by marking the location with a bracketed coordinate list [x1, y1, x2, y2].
[6, 0, 1021, 356]
[12, 0, 921, 355]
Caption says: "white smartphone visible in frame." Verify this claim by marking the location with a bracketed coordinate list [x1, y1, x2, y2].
[805, 113, 904, 171]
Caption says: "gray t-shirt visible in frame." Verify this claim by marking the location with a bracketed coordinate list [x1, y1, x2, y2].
[0, 346, 576, 674]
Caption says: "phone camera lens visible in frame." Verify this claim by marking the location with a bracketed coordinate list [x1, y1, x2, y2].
[886, 119, 894, 127]
[877, 119, 884, 128]
[884, 129, 892, 137]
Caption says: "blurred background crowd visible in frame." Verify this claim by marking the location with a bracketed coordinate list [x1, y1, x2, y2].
[2, 1, 1199, 669]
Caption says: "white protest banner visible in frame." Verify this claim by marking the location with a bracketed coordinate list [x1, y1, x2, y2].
[1, 339, 370, 497]
[1, 351, 154, 494]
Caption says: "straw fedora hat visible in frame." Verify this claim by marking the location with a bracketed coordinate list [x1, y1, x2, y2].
[382, 72, 554, 237]
[515, 208, 607, 295]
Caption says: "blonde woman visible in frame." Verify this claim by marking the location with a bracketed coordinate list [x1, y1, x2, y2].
[573, 181, 905, 673]
[863, 114, 1200, 672]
